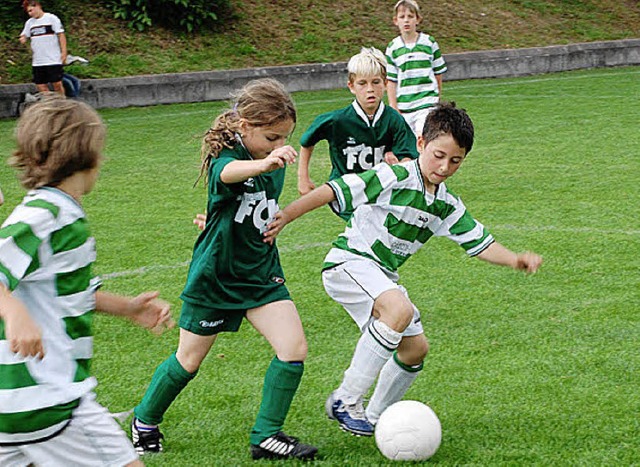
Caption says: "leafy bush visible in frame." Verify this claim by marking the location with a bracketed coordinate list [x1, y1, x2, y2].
[106, 0, 230, 32]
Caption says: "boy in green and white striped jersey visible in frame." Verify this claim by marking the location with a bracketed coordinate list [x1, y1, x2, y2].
[0, 95, 174, 466]
[386, 0, 447, 138]
[264, 102, 542, 436]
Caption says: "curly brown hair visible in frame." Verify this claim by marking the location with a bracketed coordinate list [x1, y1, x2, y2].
[10, 94, 105, 189]
[198, 78, 296, 184]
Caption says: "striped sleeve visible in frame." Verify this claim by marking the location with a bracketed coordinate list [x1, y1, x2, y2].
[328, 163, 409, 214]
[0, 204, 57, 290]
[435, 192, 494, 256]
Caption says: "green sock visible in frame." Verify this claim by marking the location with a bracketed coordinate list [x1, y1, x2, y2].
[134, 352, 197, 425]
[250, 356, 304, 445]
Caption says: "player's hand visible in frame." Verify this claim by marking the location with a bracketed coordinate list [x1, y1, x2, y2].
[5, 307, 44, 359]
[298, 178, 316, 196]
[384, 151, 400, 165]
[515, 252, 543, 274]
[262, 146, 297, 173]
[193, 213, 206, 231]
[128, 291, 175, 335]
[263, 210, 290, 245]
[19, 35, 27, 44]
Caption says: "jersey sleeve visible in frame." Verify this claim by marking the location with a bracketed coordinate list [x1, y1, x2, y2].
[207, 156, 244, 199]
[430, 37, 447, 74]
[434, 193, 494, 256]
[0, 210, 52, 291]
[20, 20, 30, 38]
[385, 41, 399, 83]
[299, 112, 333, 148]
[52, 14, 64, 33]
[328, 163, 407, 215]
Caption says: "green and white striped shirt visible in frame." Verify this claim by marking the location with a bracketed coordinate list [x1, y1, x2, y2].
[385, 32, 447, 113]
[0, 187, 99, 445]
[324, 160, 494, 272]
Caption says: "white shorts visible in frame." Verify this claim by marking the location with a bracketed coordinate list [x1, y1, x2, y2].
[322, 259, 424, 337]
[402, 107, 435, 138]
[0, 393, 138, 467]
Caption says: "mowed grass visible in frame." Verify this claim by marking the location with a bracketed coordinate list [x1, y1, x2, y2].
[1, 67, 639, 465]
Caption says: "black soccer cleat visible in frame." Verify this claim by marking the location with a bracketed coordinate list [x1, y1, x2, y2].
[131, 417, 164, 455]
[250, 431, 318, 460]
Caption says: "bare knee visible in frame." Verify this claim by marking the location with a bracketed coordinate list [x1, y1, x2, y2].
[397, 335, 429, 366]
[126, 460, 144, 467]
[374, 290, 414, 332]
[277, 334, 308, 362]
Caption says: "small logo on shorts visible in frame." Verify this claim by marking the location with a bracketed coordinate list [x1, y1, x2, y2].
[200, 319, 224, 328]
[271, 276, 285, 284]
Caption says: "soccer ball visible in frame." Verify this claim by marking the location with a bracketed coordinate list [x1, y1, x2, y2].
[374, 400, 442, 461]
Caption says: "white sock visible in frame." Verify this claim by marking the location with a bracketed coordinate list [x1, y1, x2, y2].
[335, 320, 402, 405]
[365, 352, 423, 424]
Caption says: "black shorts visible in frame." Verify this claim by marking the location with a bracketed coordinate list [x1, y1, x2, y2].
[33, 64, 64, 85]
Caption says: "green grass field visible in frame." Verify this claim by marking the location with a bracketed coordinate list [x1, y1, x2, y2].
[1, 67, 639, 465]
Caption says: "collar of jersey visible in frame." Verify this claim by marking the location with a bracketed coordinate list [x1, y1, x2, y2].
[351, 100, 385, 128]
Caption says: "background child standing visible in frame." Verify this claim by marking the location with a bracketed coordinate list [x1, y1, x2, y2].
[19, 0, 67, 95]
[297, 47, 418, 220]
[0, 94, 173, 466]
[386, 0, 447, 137]
[132, 78, 317, 461]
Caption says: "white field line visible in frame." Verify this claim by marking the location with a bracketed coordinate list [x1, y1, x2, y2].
[102, 68, 639, 123]
[101, 225, 638, 281]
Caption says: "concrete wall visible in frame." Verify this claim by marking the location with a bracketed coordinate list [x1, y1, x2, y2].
[1, 38, 638, 119]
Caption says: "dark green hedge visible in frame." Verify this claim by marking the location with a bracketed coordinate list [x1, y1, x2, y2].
[106, 0, 231, 32]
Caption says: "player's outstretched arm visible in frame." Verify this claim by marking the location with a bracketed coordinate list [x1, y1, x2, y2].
[96, 290, 175, 335]
[263, 183, 336, 244]
[476, 242, 543, 274]
[0, 283, 44, 359]
[221, 145, 297, 184]
[298, 146, 316, 196]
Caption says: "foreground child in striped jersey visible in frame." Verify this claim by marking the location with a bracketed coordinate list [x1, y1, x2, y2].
[132, 79, 317, 461]
[386, 0, 447, 137]
[0, 94, 174, 466]
[297, 47, 418, 219]
[264, 102, 543, 436]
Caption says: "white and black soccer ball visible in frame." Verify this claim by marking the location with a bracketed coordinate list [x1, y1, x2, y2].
[374, 400, 442, 461]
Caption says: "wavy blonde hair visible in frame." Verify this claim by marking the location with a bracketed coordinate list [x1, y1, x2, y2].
[198, 78, 296, 183]
[10, 94, 105, 189]
[347, 47, 387, 83]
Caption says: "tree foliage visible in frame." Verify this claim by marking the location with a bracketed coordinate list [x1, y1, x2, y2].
[105, 0, 231, 32]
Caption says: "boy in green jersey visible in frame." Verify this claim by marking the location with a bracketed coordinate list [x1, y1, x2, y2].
[0, 94, 173, 466]
[132, 79, 317, 461]
[264, 102, 543, 436]
[297, 47, 418, 220]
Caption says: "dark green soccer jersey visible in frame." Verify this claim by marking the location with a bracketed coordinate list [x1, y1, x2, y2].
[299, 101, 418, 181]
[180, 143, 290, 311]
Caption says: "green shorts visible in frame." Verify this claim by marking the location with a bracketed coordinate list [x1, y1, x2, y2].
[179, 302, 246, 336]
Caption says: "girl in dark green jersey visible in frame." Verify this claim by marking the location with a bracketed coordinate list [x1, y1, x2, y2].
[132, 78, 317, 461]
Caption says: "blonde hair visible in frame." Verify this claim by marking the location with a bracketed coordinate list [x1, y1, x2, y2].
[347, 47, 387, 83]
[394, 0, 421, 19]
[10, 94, 105, 189]
[198, 78, 296, 182]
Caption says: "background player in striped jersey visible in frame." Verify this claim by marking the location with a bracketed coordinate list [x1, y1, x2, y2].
[264, 102, 542, 436]
[132, 79, 317, 461]
[0, 94, 174, 466]
[386, 0, 447, 137]
[297, 47, 418, 220]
